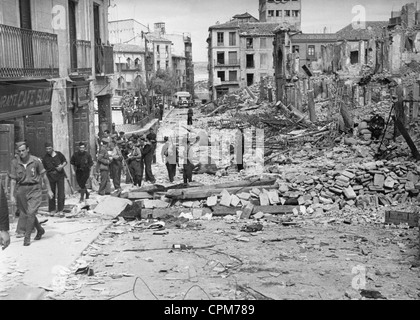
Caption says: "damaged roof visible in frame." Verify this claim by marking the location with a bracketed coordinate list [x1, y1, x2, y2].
[239, 23, 281, 36]
[232, 12, 259, 21]
[336, 21, 389, 40]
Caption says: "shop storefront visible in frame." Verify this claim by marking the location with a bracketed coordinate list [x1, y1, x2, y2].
[0, 80, 53, 175]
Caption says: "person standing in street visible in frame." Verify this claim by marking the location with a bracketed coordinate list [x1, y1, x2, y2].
[126, 139, 143, 186]
[0, 183, 10, 250]
[146, 127, 157, 164]
[109, 140, 123, 191]
[161, 136, 178, 183]
[9, 142, 53, 246]
[42, 142, 67, 217]
[70, 142, 94, 203]
[187, 107, 193, 126]
[142, 136, 156, 184]
[97, 138, 112, 196]
[182, 138, 195, 185]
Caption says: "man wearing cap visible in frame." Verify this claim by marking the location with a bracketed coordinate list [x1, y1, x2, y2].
[182, 138, 195, 185]
[97, 138, 112, 195]
[109, 140, 123, 191]
[71, 142, 94, 203]
[42, 142, 67, 217]
[9, 142, 53, 246]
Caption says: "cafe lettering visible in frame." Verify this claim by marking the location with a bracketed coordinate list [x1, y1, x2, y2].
[0, 82, 53, 117]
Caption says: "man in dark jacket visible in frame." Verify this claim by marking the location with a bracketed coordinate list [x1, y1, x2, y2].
[42, 142, 67, 217]
[142, 136, 156, 184]
[187, 107, 193, 126]
[70, 142, 94, 203]
[0, 183, 10, 250]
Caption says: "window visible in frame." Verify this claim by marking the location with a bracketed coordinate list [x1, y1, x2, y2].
[217, 71, 225, 82]
[292, 10, 300, 17]
[292, 45, 300, 53]
[247, 74, 254, 86]
[307, 45, 315, 57]
[260, 53, 267, 68]
[228, 51, 237, 64]
[217, 52, 225, 65]
[350, 51, 359, 64]
[268, 10, 274, 17]
[276, 10, 282, 17]
[285, 10, 291, 17]
[126, 58, 132, 69]
[246, 38, 253, 49]
[157, 45, 160, 54]
[246, 54, 254, 68]
[217, 32, 224, 46]
[134, 58, 141, 70]
[157, 60, 161, 69]
[166, 45, 169, 58]
[260, 38, 267, 49]
[229, 70, 237, 81]
[229, 32, 236, 46]
[166, 60, 169, 69]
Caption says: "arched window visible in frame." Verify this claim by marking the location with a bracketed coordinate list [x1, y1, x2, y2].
[134, 58, 140, 70]
[118, 76, 126, 89]
[126, 57, 132, 69]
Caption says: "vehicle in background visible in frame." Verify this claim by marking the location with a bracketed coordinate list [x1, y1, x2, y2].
[111, 95, 123, 110]
[174, 91, 192, 108]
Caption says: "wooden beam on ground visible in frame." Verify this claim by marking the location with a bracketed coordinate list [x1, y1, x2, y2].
[393, 116, 420, 160]
[210, 205, 298, 216]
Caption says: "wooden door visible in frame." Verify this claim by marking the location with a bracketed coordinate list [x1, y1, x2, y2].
[24, 113, 53, 159]
[73, 105, 90, 154]
[0, 124, 14, 174]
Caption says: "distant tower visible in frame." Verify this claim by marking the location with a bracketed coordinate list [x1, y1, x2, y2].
[154, 22, 166, 35]
[259, 0, 302, 30]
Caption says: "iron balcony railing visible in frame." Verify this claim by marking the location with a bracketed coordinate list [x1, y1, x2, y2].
[95, 43, 114, 75]
[69, 39, 92, 75]
[0, 24, 59, 79]
[215, 59, 240, 67]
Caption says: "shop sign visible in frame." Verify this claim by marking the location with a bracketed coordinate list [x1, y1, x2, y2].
[0, 82, 52, 115]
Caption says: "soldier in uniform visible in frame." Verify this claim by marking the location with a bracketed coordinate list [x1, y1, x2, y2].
[9, 142, 53, 246]
[97, 138, 112, 195]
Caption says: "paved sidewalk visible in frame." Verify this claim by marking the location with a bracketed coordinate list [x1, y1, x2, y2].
[0, 197, 112, 300]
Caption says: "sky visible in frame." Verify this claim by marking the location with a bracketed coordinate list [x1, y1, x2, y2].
[109, 0, 414, 62]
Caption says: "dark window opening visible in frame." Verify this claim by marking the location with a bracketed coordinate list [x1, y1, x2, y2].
[217, 71, 225, 82]
[217, 52, 225, 65]
[350, 51, 359, 64]
[246, 54, 254, 68]
[229, 71, 237, 81]
[247, 74, 254, 86]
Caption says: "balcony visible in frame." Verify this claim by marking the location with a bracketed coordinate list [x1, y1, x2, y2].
[0, 24, 59, 79]
[95, 43, 114, 75]
[215, 60, 240, 67]
[69, 40, 92, 76]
